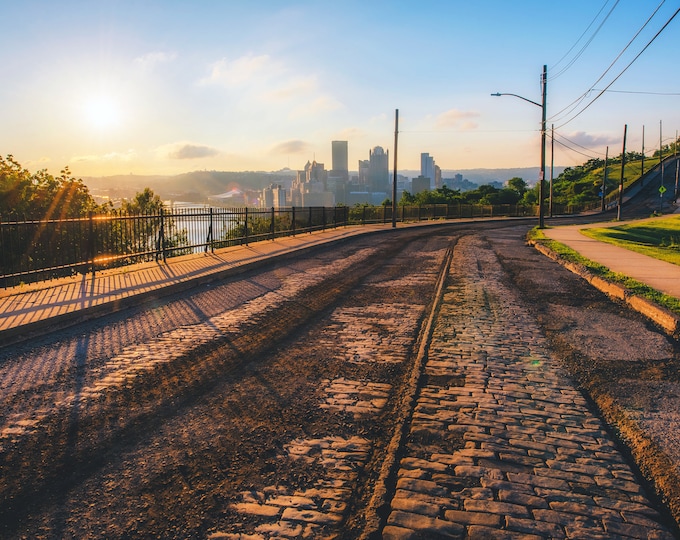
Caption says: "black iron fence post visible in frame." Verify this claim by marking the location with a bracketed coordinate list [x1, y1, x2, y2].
[205, 207, 214, 253]
[244, 207, 249, 246]
[156, 208, 166, 262]
[308, 207, 312, 232]
[88, 211, 95, 276]
[270, 207, 275, 240]
[292, 207, 296, 236]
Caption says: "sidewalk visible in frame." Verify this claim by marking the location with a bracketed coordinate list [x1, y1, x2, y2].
[543, 217, 680, 299]
[0, 223, 396, 345]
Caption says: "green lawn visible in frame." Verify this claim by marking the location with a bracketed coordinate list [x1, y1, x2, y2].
[581, 216, 680, 266]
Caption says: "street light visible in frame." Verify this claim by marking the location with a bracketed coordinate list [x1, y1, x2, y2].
[492, 65, 547, 228]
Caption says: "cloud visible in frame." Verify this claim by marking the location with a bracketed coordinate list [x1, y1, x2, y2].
[134, 51, 177, 69]
[71, 150, 136, 163]
[200, 54, 279, 87]
[562, 131, 618, 147]
[270, 140, 312, 155]
[290, 96, 343, 119]
[435, 109, 480, 130]
[166, 144, 220, 160]
[264, 76, 318, 102]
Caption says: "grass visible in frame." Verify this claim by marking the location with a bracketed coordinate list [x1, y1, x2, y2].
[528, 226, 680, 316]
[580, 216, 680, 266]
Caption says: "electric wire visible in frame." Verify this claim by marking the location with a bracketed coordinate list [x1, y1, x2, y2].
[554, 6, 680, 130]
[554, 131, 607, 157]
[551, 0, 611, 72]
[552, 137, 602, 160]
[549, 0, 666, 123]
[550, 0, 620, 81]
[591, 88, 680, 95]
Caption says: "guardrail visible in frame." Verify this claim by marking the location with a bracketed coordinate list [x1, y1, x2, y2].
[1, 202, 584, 287]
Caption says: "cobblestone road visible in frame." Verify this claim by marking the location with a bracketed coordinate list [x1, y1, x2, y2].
[2, 225, 678, 538]
[383, 234, 675, 539]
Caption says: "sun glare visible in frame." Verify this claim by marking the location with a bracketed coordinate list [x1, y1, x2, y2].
[84, 96, 120, 130]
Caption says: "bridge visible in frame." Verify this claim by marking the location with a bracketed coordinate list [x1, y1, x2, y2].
[1, 211, 679, 538]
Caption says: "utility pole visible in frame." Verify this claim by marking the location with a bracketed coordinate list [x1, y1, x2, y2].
[539, 65, 547, 228]
[601, 146, 608, 212]
[392, 109, 398, 229]
[675, 129, 679, 202]
[618, 125, 627, 221]
[660, 120, 664, 214]
[549, 124, 554, 218]
[641, 125, 645, 180]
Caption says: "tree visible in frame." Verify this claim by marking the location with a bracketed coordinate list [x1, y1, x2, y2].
[0, 155, 99, 219]
[121, 187, 164, 215]
[507, 177, 527, 197]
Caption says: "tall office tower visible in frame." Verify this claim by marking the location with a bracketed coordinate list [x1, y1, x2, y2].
[358, 160, 370, 185]
[329, 141, 349, 204]
[331, 141, 348, 176]
[421, 152, 436, 190]
[369, 146, 389, 193]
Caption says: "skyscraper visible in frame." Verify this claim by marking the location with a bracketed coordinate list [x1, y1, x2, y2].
[331, 141, 348, 175]
[330, 141, 349, 204]
[421, 152, 436, 190]
[369, 146, 389, 193]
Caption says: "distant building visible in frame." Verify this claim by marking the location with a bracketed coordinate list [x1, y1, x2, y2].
[358, 160, 370, 186]
[261, 183, 287, 209]
[421, 153, 436, 190]
[368, 146, 389, 193]
[412, 175, 431, 195]
[330, 141, 349, 205]
[291, 160, 334, 207]
[331, 141, 348, 175]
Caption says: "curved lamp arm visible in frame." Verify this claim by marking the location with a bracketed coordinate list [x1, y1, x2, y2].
[490, 92, 541, 108]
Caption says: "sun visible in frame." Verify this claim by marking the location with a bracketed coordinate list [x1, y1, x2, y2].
[84, 95, 120, 130]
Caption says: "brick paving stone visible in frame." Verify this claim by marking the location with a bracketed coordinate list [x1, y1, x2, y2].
[444, 509, 502, 527]
[603, 518, 676, 539]
[463, 499, 531, 517]
[390, 496, 442, 517]
[382, 525, 420, 540]
[497, 489, 549, 509]
[387, 511, 465, 537]
[380, 235, 675, 539]
[466, 525, 543, 540]
[504, 516, 565, 537]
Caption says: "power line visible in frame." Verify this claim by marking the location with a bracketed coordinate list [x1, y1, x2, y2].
[591, 88, 680, 96]
[549, 0, 666, 123]
[552, 137, 602, 160]
[551, 0, 620, 81]
[555, 5, 680, 130]
[553, 132, 607, 157]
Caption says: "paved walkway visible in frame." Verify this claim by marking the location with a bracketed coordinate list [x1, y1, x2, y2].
[543, 216, 680, 299]
[0, 224, 394, 343]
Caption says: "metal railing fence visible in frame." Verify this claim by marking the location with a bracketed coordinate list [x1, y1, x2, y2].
[1, 201, 588, 287]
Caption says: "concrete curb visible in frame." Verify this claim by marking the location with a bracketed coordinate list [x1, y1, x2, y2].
[531, 240, 680, 338]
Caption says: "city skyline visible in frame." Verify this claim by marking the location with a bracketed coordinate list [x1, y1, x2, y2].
[2, 1, 679, 179]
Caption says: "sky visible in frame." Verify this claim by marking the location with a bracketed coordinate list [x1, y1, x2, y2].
[1, 0, 679, 179]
